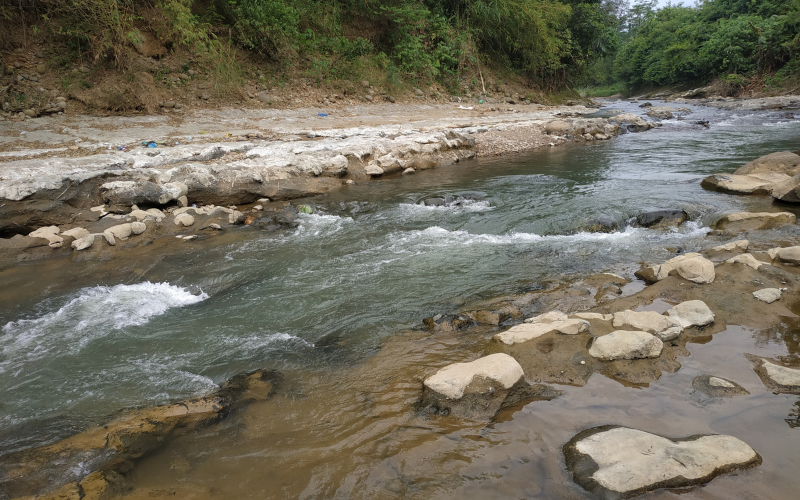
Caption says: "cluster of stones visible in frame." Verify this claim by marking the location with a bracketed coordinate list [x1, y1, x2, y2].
[418, 216, 800, 497]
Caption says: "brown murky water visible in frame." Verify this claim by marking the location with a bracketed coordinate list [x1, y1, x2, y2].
[120, 322, 799, 499]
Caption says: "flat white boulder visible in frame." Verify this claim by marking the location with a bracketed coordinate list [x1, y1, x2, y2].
[423, 353, 524, 400]
[588, 331, 663, 361]
[564, 426, 761, 498]
[665, 300, 715, 329]
[612, 310, 679, 334]
[753, 288, 783, 303]
[747, 355, 800, 393]
[494, 319, 589, 345]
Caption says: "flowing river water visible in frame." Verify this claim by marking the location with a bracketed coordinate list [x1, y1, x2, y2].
[1, 100, 800, 498]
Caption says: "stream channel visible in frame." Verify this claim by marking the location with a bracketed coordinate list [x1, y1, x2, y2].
[1, 100, 800, 498]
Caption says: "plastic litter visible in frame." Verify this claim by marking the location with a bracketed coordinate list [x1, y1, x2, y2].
[144, 141, 157, 148]
[457, 105, 474, 110]
[317, 113, 328, 117]
[478, 99, 485, 104]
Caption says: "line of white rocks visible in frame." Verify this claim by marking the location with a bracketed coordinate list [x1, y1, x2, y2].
[420, 236, 800, 497]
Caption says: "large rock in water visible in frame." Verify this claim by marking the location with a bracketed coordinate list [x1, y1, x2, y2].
[563, 426, 761, 499]
[632, 209, 688, 229]
[419, 353, 561, 419]
[713, 211, 796, 232]
[734, 151, 800, 176]
[700, 172, 790, 195]
[746, 354, 800, 393]
[609, 113, 655, 132]
[588, 330, 663, 361]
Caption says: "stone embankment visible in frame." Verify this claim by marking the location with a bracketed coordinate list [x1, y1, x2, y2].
[0, 102, 658, 268]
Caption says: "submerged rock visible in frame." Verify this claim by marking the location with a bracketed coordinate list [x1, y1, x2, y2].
[753, 287, 783, 303]
[563, 426, 761, 499]
[588, 330, 663, 361]
[0, 369, 283, 499]
[692, 374, 749, 398]
[419, 353, 561, 419]
[746, 354, 800, 393]
[423, 314, 477, 333]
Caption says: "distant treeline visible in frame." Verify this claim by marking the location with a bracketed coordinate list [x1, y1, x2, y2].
[610, 0, 800, 90]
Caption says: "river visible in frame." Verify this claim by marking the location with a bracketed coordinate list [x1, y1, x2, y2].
[1, 100, 799, 498]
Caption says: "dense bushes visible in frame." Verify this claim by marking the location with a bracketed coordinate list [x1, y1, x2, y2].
[612, 0, 800, 90]
[0, 0, 623, 89]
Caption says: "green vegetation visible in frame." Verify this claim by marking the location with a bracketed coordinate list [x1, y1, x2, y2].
[609, 0, 800, 93]
[0, 0, 621, 91]
[1, 0, 797, 95]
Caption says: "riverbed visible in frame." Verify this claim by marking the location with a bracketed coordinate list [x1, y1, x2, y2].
[2, 100, 800, 499]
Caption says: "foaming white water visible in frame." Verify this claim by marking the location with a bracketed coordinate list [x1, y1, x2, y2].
[389, 222, 709, 248]
[1, 282, 207, 371]
[294, 213, 353, 238]
[397, 199, 494, 215]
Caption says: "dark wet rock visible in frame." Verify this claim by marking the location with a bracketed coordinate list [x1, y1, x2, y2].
[639, 102, 653, 108]
[695, 120, 710, 128]
[564, 425, 761, 500]
[423, 197, 446, 207]
[585, 216, 619, 233]
[417, 353, 561, 419]
[746, 354, 800, 394]
[632, 209, 688, 229]
[0, 370, 283, 499]
[692, 374, 749, 398]
[466, 306, 519, 325]
[422, 314, 477, 333]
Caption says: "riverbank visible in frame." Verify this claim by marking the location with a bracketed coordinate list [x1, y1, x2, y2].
[0, 98, 654, 270]
[2, 96, 800, 499]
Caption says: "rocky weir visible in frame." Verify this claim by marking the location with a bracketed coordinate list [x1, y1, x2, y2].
[1, 99, 800, 499]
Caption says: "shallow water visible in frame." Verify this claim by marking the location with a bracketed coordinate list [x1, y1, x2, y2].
[1, 101, 800, 498]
